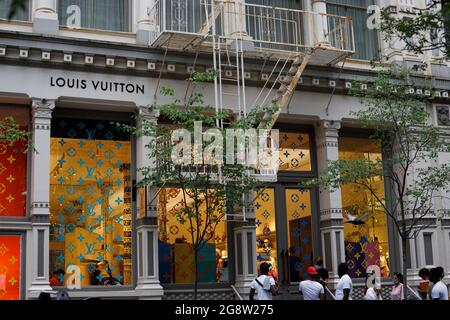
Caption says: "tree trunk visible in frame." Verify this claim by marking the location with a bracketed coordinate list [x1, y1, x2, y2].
[193, 248, 199, 300]
[401, 236, 408, 300]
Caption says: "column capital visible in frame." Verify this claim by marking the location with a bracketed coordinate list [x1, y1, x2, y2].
[137, 106, 160, 123]
[31, 98, 56, 120]
[319, 120, 341, 131]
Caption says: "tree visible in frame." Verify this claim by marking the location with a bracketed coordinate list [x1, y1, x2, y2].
[0, 116, 30, 146]
[118, 72, 277, 300]
[303, 64, 450, 299]
[380, 0, 450, 58]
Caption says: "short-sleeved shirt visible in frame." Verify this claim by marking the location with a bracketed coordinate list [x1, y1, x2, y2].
[250, 275, 275, 300]
[299, 280, 324, 300]
[431, 281, 449, 300]
[335, 274, 353, 300]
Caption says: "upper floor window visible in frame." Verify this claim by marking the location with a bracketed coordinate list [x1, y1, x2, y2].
[0, 0, 30, 21]
[326, 0, 378, 60]
[58, 0, 131, 32]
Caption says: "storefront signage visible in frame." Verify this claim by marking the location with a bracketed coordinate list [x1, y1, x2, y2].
[50, 77, 145, 95]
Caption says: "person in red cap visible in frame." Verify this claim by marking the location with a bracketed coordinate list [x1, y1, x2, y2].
[299, 266, 325, 300]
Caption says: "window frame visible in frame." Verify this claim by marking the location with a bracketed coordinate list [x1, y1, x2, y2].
[156, 184, 233, 288]
[48, 108, 137, 291]
[57, 0, 133, 33]
[325, 0, 380, 61]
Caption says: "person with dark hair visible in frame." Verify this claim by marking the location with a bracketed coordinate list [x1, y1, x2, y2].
[390, 272, 404, 300]
[316, 260, 330, 299]
[431, 267, 449, 300]
[335, 262, 352, 300]
[249, 262, 278, 300]
[418, 268, 433, 300]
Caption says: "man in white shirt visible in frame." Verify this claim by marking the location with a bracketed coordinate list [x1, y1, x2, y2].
[249, 263, 278, 300]
[299, 266, 325, 300]
[431, 267, 449, 301]
[335, 263, 353, 300]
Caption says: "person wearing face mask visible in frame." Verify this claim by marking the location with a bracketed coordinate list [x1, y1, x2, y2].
[390, 272, 404, 300]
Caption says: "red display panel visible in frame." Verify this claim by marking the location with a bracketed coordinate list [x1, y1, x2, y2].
[0, 235, 21, 300]
[0, 105, 29, 217]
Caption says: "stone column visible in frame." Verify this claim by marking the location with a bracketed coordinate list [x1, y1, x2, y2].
[32, 0, 59, 35]
[233, 193, 257, 299]
[222, 0, 254, 51]
[134, 107, 164, 299]
[315, 120, 344, 285]
[27, 98, 55, 299]
[312, 0, 329, 45]
[136, 0, 156, 45]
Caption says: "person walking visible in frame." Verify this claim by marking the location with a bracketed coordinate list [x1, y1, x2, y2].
[418, 268, 433, 300]
[299, 266, 325, 300]
[390, 272, 404, 300]
[249, 262, 278, 300]
[335, 263, 353, 301]
[431, 267, 449, 301]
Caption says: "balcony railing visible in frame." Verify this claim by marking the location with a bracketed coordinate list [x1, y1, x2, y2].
[149, 0, 354, 62]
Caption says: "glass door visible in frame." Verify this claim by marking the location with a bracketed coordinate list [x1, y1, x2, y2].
[275, 186, 319, 287]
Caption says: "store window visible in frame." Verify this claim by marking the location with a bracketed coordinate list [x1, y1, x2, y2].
[0, 0, 30, 21]
[255, 188, 278, 281]
[278, 132, 312, 172]
[58, 0, 131, 32]
[0, 235, 21, 300]
[327, 0, 378, 60]
[158, 188, 228, 284]
[49, 118, 132, 287]
[285, 188, 313, 282]
[0, 105, 29, 217]
[339, 137, 390, 278]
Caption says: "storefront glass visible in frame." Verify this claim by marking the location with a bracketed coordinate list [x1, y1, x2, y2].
[278, 132, 311, 171]
[0, 235, 21, 300]
[49, 118, 132, 287]
[158, 188, 228, 284]
[255, 188, 278, 281]
[0, 105, 29, 217]
[285, 188, 313, 282]
[339, 137, 390, 278]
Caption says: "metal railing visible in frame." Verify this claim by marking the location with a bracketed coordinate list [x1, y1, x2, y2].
[149, 0, 355, 55]
[231, 285, 244, 300]
[407, 285, 423, 300]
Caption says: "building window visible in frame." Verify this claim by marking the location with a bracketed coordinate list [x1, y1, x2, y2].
[58, 0, 131, 32]
[255, 188, 278, 281]
[327, 0, 378, 60]
[0, 0, 30, 21]
[423, 233, 434, 266]
[278, 132, 312, 171]
[0, 105, 29, 217]
[0, 235, 21, 300]
[157, 188, 228, 284]
[339, 137, 390, 278]
[49, 117, 132, 287]
[285, 188, 313, 282]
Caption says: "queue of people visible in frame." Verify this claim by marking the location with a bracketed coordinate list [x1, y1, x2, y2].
[250, 257, 449, 301]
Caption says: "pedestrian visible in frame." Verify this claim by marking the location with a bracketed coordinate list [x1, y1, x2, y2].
[364, 272, 382, 300]
[249, 262, 278, 300]
[430, 267, 449, 301]
[335, 262, 353, 300]
[418, 268, 433, 300]
[299, 266, 325, 300]
[390, 272, 404, 300]
[314, 256, 324, 271]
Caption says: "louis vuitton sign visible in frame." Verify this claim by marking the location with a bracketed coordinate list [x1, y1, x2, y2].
[50, 76, 145, 95]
